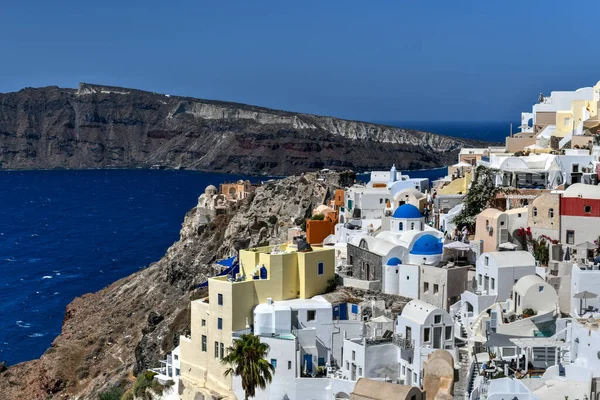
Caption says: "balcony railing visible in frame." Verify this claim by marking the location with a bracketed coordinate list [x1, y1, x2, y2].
[392, 333, 415, 349]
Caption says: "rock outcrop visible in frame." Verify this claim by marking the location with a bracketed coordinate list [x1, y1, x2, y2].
[0, 83, 489, 174]
[0, 171, 353, 399]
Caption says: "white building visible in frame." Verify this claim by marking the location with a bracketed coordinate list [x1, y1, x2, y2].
[343, 185, 392, 220]
[150, 346, 181, 400]
[232, 296, 359, 400]
[510, 275, 558, 317]
[570, 263, 600, 317]
[253, 297, 334, 373]
[395, 300, 455, 388]
[459, 251, 537, 327]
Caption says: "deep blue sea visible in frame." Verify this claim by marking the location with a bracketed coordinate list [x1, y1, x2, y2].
[0, 167, 447, 366]
[0, 170, 272, 365]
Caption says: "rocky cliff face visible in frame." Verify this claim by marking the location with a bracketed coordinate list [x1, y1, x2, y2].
[0, 83, 488, 174]
[0, 171, 354, 399]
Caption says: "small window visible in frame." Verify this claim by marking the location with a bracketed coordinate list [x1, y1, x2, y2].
[424, 328, 430, 342]
[484, 256, 489, 266]
[445, 326, 452, 340]
[288, 361, 292, 370]
[549, 208, 554, 218]
[218, 293, 223, 306]
[411, 222, 415, 230]
[358, 367, 363, 376]
[352, 304, 358, 314]
[174, 354, 179, 360]
[271, 359, 277, 368]
[399, 222, 404, 231]
[402, 365, 406, 374]
[202, 319, 206, 327]
[414, 372, 417, 383]
[214, 341, 219, 358]
[491, 278, 495, 290]
[478, 274, 482, 285]
[584, 205, 592, 214]
[433, 284, 439, 294]
[564, 117, 571, 127]
[352, 350, 356, 361]
[175, 368, 180, 377]
[307, 310, 316, 321]
[317, 262, 324, 275]
[525, 173, 533, 183]
[434, 315, 442, 324]
[567, 230, 575, 245]
[500, 221, 505, 226]
[380, 198, 383, 204]
[202, 335, 207, 352]
[396, 270, 398, 274]
[218, 318, 223, 330]
[539, 285, 544, 292]
[346, 361, 349, 370]
[424, 282, 429, 292]
[220, 342, 224, 359]
[406, 275, 409, 280]
[518, 213, 522, 218]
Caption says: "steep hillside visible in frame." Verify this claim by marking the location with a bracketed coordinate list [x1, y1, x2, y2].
[0, 83, 488, 174]
[0, 171, 355, 399]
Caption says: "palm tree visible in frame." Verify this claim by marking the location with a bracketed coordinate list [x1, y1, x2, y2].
[222, 333, 275, 400]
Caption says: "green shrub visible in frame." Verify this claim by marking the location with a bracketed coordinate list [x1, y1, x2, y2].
[133, 370, 163, 399]
[97, 386, 124, 400]
[522, 308, 536, 317]
[311, 213, 325, 221]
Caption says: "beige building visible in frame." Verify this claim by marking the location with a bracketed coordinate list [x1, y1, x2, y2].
[394, 188, 427, 212]
[459, 148, 488, 166]
[528, 193, 560, 241]
[179, 243, 335, 397]
[474, 208, 528, 254]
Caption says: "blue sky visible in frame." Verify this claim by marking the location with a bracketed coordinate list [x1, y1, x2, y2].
[1, 0, 599, 122]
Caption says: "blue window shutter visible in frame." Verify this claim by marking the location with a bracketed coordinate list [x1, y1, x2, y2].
[352, 304, 358, 314]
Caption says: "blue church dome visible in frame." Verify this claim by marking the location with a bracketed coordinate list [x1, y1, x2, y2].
[392, 204, 422, 219]
[387, 257, 402, 266]
[410, 235, 443, 255]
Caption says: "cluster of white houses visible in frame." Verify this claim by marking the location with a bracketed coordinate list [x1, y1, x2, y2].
[151, 82, 600, 400]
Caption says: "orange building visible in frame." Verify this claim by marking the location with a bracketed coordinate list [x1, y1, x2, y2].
[306, 189, 345, 245]
[219, 180, 253, 201]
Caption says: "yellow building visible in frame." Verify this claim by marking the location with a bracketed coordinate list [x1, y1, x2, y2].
[179, 243, 335, 396]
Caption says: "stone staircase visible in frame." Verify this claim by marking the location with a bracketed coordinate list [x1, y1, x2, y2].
[454, 347, 472, 399]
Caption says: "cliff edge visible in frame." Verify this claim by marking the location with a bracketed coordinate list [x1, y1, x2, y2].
[0, 83, 488, 174]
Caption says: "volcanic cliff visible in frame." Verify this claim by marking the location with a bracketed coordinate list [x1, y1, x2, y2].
[0, 171, 368, 399]
[0, 83, 488, 174]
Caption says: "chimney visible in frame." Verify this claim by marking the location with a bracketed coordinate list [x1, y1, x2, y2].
[267, 298, 273, 305]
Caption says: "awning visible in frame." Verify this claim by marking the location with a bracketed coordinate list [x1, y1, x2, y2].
[509, 337, 568, 348]
[444, 241, 472, 251]
[498, 242, 519, 250]
[576, 241, 597, 250]
[584, 115, 600, 128]
[485, 332, 527, 348]
[453, 162, 472, 167]
[573, 290, 598, 300]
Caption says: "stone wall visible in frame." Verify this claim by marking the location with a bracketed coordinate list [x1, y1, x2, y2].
[347, 244, 382, 281]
